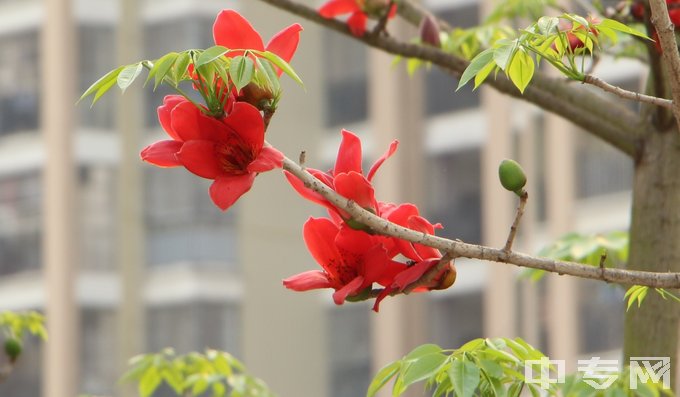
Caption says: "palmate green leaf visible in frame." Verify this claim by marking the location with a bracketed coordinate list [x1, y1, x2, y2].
[367, 361, 401, 397]
[507, 49, 535, 93]
[457, 48, 495, 90]
[598, 18, 650, 40]
[147, 52, 179, 89]
[229, 55, 255, 91]
[401, 353, 449, 387]
[450, 359, 480, 397]
[257, 50, 304, 86]
[254, 57, 281, 95]
[117, 62, 144, 92]
[139, 367, 162, 397]
[405, 344, 443, 360]
[196, 45, 230, 67]
[173, 51, 192, 82]
[79, 65, 125, 106]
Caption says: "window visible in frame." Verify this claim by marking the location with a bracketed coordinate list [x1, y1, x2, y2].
[328, 306, 372, 397]
[0, 29, 40, 135]
[0, 171, 42, 275]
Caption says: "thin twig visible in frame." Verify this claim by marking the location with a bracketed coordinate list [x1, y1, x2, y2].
[583, 74, 674, 108]
[504, 191, 528, 252]
[278, 151, 680, 288]
[371, 0, 395, 37]
[599, 251, 609, 282]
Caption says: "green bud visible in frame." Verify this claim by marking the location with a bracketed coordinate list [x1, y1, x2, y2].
[4, 338, 22, 361]
[498, 159, 527, 195]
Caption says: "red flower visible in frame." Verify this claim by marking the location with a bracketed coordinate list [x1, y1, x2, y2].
[213, 9, 302, 76]
[284, 129, 398, 221]
[141, 96, 283, 210]
[283, 217, 406, 304]
[319, 0, 397, 36]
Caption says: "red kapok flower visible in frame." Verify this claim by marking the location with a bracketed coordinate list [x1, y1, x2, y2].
[213, 9, 302, 76]
[319, 0, 397, 36]
[283, 217, 406, 304]
[141, 96, 283, 211]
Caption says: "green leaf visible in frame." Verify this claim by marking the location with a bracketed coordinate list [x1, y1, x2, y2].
[474, 61, 497, 89]
[536, 16, 559, 35]
[117, 63, 144, 92]
[173, 52, 192, 83]
[457, 48, 495, 90]
[367, 361, 401, 397]
[258, 50, 304, 86]
[149, 52, 179, 89]
[507, 49, 534, 93]
[79, 66, 124, 105]
[493, 40, 517, 70]
[598, 18, 650, 39]
[405, 344, 443, 360]
[402, 353, 448, 387]
[406, 58, 422, 76]
[139, 367, 162, 397]
[196, 45, 230, 67]
[229, 55, 255, 91]
[449, 358, 480, 397]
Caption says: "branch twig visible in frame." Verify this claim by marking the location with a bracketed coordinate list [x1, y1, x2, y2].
[648, 0, 680, 131]
[278, 152, 680, 288]
[371, 0, 395, 37]
[504, 191, 528, 252]
[583, 74, 674, 109]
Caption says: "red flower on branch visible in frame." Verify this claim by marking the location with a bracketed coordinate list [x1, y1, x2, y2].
[141, 96, 283, 210]
[319, 0, 397, 36]
[283, 217, 406, 304]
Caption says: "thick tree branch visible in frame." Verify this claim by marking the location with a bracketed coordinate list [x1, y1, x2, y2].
[583, 74, 674, 108]
[280, 153, 680, 288]
[649, 0, 680, 131]
[257, 0, 649, 156]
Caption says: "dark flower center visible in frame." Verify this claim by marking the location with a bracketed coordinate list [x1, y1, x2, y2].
[215, 137, 255, 174]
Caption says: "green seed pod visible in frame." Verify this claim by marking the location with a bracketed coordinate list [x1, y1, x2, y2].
[4, 338, 22, 361]
[498, 159, 527, 195]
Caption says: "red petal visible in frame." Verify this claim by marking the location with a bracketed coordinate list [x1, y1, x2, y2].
[140, 140, 183, 167]
[283, 270, 332, 291]
[266, 23, 303, 76]
[319, 0, 360, 17]
[178, 140, 221, 179]
[170, 101, 225, 142]
[367, 139, 398, 181]
[284, 170, 331, 208]
[332, 276, 364, 304]
[334, 129, 363, 176]
[334, 171, 376, 210]
[209, 173, 256, 211]
[303, 217, 345, 278]
[157, 95, 186, 141]
[386, 204, 421, 261]
[247, 146, 284, 173]
[213, 10, 265, 51]
[392, 259, 437, 290]
[222, 102, 265, 152]
[335, 224, 377, 257]
[347, 11, 367, 37]
[372, 286, 393, 312]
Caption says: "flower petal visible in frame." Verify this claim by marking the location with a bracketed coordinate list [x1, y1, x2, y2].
[178, 140, 221, 179]
[334, 129, 363, 176]
[157, 95, 186, 141]
[332, 276, 364, 304]
[367, 139, 398, 182]
[213, 10, 265, 52]
[265, 23, 303, 75]
[284, 170, 331, 208]
[303, 217, 345, 280]
[334, 171, 376, 210]
[222, 102, 265, 153]
[347, 11, 368, 37]
[319, 0, 360, 18]
[247, 146, 283, 173]
[209, 173, 256, 211]
[283, 270, 332, 291]
[141, 140, 183, 167]
[170, 101, 225, 142]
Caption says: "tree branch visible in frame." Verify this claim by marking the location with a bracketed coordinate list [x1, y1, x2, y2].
[648, 0, 680, 131]
[583, 74, 674, 108]
[280, 153, 680, 289]
[257, 0, 647, 156]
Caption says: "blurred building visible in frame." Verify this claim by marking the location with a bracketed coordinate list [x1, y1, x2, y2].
[0, 0, 636, 396]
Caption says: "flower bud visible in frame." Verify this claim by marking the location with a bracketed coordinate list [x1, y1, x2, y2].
[498, 159, 527, 195]
[419, 15, 441, 48]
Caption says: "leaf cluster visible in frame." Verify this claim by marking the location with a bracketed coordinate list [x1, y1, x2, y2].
[367, 337, 551, 397]
[121, 348, 275, 397]
[0, 310, 47, 341]
[561, 366, 673, 397]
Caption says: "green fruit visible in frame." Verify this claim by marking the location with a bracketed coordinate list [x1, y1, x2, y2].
[4, 338, 22, 361]
[498, 159, 527, 194]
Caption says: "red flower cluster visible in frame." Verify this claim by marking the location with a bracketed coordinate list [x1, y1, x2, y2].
[141, 10, 301, 211]
[319, 0, 397, 36]
[283, 130, 456, 311]
[554, 17, 600, 52]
